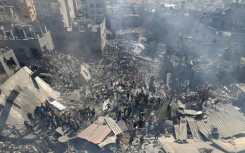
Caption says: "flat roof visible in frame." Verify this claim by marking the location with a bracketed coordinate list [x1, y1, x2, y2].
[0, 67, 60, 133]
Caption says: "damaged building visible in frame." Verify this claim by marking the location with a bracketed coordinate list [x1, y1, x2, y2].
[0, 66, 60, 146]
[0, 47, 20, 85]
[0, 5, 19, 24]
[80, 0, 106, 24]
[0, 24, 54, 65]
[58, 18, 106, 58]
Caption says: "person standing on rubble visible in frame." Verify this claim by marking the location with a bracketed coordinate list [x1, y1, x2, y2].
[50, 117, 57, 130]
[107, 103, 111, 111]
[127, 90, 130, 99]
[148, 122, 155, 136]
[39, 103, 46, 119]
[152, 85, 156, 95]
[86, 106, 91, 116]
[114, 89, 117, 100]
[117, 110, 122, 121]
[123, 106, 127, 117]
[27, 112, 34, 124]
[127, 104, 132, 117]
[139, 112, 145, 120]
[91, 108, 95, 117]
[128, 136, 134, 148]
[54, 115, 61, 127]
[116, 135, 120, 148]
[24, 120, 33, 131]
[45, 100, 50, 111]
[140, 135, 144, 148]
[45, 118, 51, 131]
[154, 130, 159, 142]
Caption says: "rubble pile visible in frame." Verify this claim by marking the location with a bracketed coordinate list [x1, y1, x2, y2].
[104, 40, 137, 57]
[2, 1, 245, 152]
[32, 51, 85, 91]
[4, 35, 241, 153]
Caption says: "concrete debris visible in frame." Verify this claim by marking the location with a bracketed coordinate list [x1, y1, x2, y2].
[1, 0, 245, 153]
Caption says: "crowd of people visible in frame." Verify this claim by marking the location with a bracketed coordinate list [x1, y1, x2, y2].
[86, 56, 166, 149]
[23, 100, 99, 136]
[22, 54, 168, 152]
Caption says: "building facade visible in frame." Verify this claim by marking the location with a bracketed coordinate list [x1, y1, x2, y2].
[0, 25, 54, 66]
[81, 0, 106, 23]
[57, 18, 106, 57]
[7, 0, 37, 23]
[0, 5, 20, 24]
[0, 47, 20, 85]
[33, 0, 75, 32]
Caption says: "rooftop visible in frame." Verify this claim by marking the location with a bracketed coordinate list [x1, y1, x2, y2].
[0, 67, 60, 134]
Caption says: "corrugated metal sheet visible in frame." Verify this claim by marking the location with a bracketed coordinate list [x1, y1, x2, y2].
[196, 120, 212, 138]
[197, 104, 245, 138]
[187, 118, 203, 142]
[50, 101, 66, 111]
[77, 117, 112, 144]
[104, 117, 127, 135]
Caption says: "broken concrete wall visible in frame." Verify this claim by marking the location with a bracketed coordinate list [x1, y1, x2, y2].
[0, 39, 43, 66]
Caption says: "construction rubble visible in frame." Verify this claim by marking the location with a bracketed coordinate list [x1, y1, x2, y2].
[1, 1, 245, 153]
[0, 37, 244, 153]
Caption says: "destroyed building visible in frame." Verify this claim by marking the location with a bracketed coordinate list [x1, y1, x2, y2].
[0, 47, 20, 85]
[33, 0, 76, 49]
[33, 0, 74, 32]
[6, 0, 37, 23]
[0, 0, 245, 153]
[0, 25, 54, 65]
[57, 18, 106, 58]
[0, 5, 19, 24]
